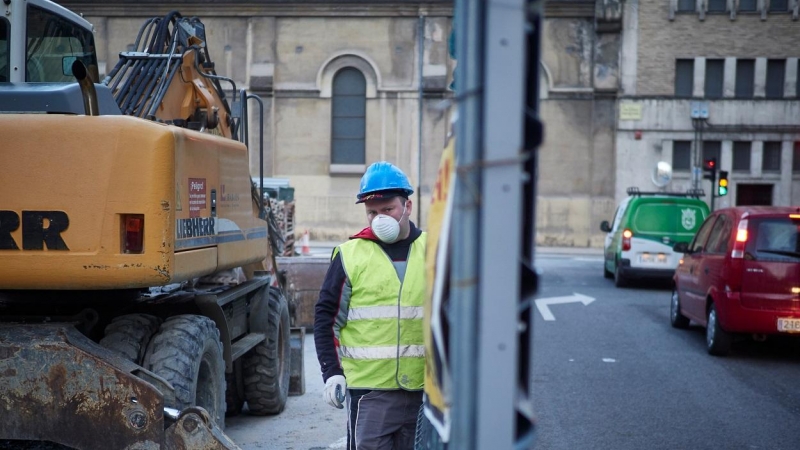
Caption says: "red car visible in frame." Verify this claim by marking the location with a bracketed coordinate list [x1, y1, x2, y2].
[672, 206, 800, 355]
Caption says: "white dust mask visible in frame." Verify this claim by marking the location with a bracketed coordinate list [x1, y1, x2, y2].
[371, 205, 406, 244]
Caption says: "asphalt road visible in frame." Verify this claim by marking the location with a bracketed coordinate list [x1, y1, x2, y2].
[226, 251, 800, 449]
[532, 253, 800, 450]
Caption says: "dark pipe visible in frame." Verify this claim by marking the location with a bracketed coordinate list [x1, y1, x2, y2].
[72, 60, 99, 116]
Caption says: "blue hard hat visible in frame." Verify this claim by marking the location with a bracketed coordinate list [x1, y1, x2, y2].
[356, 162, 414, 204]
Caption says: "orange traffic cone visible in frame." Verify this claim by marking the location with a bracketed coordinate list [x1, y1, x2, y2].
[301, 230, 311, 256]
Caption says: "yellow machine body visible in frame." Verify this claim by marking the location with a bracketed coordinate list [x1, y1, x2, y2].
[0, 114, 268, 290]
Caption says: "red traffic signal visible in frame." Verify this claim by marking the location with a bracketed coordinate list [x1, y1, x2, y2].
[703, 157, 717, 181]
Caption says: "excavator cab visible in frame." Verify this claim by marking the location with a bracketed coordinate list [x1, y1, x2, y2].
[1, 0, 99, 83]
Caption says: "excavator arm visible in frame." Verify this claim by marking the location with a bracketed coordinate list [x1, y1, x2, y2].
[104, 12, 239, 140]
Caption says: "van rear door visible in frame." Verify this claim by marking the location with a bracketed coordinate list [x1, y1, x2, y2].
[740, 216, 800, 328]
[630, 200, 706, 268]
[632, 200, 705, 247]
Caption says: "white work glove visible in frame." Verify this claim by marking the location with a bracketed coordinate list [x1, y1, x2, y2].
[324, 375, 347, 409]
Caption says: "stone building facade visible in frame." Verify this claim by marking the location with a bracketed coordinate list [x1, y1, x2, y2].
[546, 0, 800, 248]
[62, 0, 454, 240]
[64, 0, 795, 248]
[60, 0, 630, 246]
[536, 0, 622, 247]
[616, 0, 800, 219]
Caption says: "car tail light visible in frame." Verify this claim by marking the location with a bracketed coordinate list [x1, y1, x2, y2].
[123, 214, 144, 254]
[622, 228, 632, 251]
[731, 219, 748, 259]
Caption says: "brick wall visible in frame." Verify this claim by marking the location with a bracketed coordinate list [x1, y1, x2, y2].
[636, 3, 800, 95]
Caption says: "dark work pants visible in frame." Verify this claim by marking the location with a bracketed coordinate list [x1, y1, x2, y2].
[346, 389, 423, 450]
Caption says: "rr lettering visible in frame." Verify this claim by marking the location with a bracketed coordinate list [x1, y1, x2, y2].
[0, 210, 20, 250]
[0, 210, 70, 250]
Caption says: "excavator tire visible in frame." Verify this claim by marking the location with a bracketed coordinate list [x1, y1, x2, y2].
[143, 315, 226, 429]
[243, 287, 291, 415]
[225, 360, 245, 417]
[99, 313, 161, 364]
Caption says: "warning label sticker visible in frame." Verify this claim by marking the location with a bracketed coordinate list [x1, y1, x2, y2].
[189, 178, 207, 218]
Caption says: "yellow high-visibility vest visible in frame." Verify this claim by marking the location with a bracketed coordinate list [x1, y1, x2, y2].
[337, 234, 426, 390]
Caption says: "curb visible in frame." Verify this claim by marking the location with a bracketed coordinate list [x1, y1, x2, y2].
[306, 241, 602, 257]
[536, 246, 603, 256]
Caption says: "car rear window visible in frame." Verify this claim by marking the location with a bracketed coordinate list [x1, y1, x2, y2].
[746, 217, 800, 261]
[632, 202, 705, 236]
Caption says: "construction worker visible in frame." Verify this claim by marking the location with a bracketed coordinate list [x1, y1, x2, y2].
[314, 161, 426, 450]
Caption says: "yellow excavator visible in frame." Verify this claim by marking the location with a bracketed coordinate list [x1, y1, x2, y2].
[0, 1, 302, 448]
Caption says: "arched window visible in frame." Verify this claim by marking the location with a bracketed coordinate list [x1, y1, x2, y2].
[331, 68, 366, 165]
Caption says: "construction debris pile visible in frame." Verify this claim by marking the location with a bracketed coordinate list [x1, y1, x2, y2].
[269, 197, 295, 256]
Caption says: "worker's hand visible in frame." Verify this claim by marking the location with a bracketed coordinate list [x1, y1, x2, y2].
[324, 375, 347, 409]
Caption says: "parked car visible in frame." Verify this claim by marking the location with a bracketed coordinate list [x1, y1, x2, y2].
[671, 206, 800, 355]
[601, 188, 709, 287]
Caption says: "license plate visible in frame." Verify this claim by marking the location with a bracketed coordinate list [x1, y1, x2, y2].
[639, 253, 668, 264]
[777, 318, 800, 333]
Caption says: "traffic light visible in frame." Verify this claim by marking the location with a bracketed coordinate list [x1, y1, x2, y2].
[703, 158, 717, 181]
[718, 170, 729, 196]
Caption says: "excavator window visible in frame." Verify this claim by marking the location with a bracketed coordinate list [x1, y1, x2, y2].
[25, 5, 97, 83]
[0, 19, 8, 82]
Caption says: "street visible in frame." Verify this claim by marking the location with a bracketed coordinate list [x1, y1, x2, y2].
[226, 250, 800, 449]
[532, 252, 800, 450]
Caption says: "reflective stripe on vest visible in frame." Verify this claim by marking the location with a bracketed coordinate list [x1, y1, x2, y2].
[339, 344, 426, 359]
[338, 234, 426, 390]
[347, 305, 424, 321]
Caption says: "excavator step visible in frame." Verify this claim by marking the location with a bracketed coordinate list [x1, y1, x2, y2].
[289, 327, 305, 396]
[230, 333, 266, 361]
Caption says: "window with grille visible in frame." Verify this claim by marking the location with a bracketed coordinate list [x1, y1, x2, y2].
[677, 0, 695, 11]
[769, 0, 789, 11]
[705, 59, 724, 99]
[739, 0, 757, 11]
[733, 142, 751, 171]
[793, 142, 800, 172]
[763, 142, 782, 172]
[703, 141, 721, 167]
[0, 19, 7, 82]
[707, 0, 726, 12]
[765, 59, 785, 99]
[675, 59, 694, 98]
[673, 141, 692, 171]
[735, 59, 755, 99]
[331, 68, 366, 165]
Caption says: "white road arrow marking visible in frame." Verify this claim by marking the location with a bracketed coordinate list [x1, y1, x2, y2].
[534, 293, 596, 321]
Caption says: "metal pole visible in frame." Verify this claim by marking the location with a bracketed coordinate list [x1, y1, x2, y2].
[450, 0, 483, 446]
[248, 94, 265, 218]
[692, 119, 697, 190]
[450, 0, 535, 448]
[476, 0, 527, 447]
[417, 15, 425, 226]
